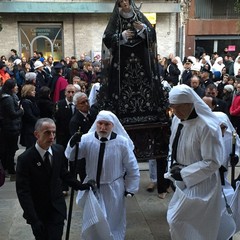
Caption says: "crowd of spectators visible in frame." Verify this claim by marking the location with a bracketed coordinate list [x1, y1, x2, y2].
[1, 47, 240, 181]
[0, 49, 101, 182]
[158, 50, 240, 134]
[147, 49, 240, 197]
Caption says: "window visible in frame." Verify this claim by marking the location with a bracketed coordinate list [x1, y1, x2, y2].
[196, 37, 240, 58]
[195, 0, 238, 19]
[19, 23, 63, 61]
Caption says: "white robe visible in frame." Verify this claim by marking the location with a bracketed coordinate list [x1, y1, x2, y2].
[213, 112, 240, 238]
[66, 132, 140, 240]
[88, 82, 100, 107]
[166, 116, 223, 240]
[213, 112, 240, 200]
[234, 56, 240, 76]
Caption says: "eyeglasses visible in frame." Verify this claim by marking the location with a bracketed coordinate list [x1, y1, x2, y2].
[78, 100, 89, 104]
[67, 91, 75, 93]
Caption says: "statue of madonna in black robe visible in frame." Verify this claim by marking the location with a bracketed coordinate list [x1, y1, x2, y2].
[99, 0, 168, 125]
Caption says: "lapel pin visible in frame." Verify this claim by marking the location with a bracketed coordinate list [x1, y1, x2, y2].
[37, 162, 41, 166]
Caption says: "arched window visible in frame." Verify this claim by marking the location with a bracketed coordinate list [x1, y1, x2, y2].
[19, 23, 63, 61]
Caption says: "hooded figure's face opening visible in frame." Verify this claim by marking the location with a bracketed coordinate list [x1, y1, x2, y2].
[96, 120, 114, 138]
[169, 103, 194, 120]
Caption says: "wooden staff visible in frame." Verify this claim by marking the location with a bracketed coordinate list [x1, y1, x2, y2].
[66, 127, 82, 240]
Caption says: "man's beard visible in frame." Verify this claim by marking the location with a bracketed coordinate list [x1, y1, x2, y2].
[98, 132, 110, 138]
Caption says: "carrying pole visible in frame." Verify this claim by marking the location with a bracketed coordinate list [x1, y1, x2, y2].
[66, 127, 82, 240]
[65, 141, 78, 240]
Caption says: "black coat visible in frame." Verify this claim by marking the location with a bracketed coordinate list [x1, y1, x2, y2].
[69, 110, 95, 136]
[20, 97, 40, 147]
[35, 71, 48, 95]
[202, 78, 214, 88]
[37, 97, 55, 119]
[193, 86, 205, 98]
[166, 63, 181, 86]
[181, 69, 192, 86]
[55, 99, 74, 147]
[0, 93, 23, 134]
[21, 97, 40, 135]
[214, 98, 228, 114]
[16, 144, 83, 224]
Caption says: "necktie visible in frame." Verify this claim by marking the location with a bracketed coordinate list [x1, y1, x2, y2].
[69, 103, 74, 115]
[44, 151, 52, 174]
[171, 123, 183, 167]
[100, 137, 108, 142]
[96, 137, 108, 188]
[86, 113, 91, 121]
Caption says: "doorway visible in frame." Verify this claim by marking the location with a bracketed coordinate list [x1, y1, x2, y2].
[19, 23, 63, 61]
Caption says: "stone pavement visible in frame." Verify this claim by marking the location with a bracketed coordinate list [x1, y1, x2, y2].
[1, 147, 240, 240]
[0, 161, 171, 239]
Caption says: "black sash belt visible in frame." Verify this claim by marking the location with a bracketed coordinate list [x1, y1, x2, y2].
[171, 123, 183, 168]
[95, 132, 117, 189]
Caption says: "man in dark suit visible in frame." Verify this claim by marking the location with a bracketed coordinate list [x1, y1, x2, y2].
[190, 75, 205, 98]
[16, 118, 93, 240]
[205, 83, 228, 114]
[200, 68, 213, 88]
[165, 57, 181, 86]
[69, 92, 97, 182]
[69, 92, 97, 136]
[55, 84, 76, 195]
[181, 58, 193, 86]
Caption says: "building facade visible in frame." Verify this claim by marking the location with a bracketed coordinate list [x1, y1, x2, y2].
[185, 0, 240, 58]
[0, 0, 181, 61]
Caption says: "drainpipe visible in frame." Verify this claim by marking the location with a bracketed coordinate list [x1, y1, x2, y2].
[176, 11, 180, 58]
[73, 13, 76, 57]
[176, 0, 183, 59]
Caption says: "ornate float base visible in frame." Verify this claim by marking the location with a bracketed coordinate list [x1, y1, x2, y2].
[124, 122, 170, 161]
[125, 122, 171, 193]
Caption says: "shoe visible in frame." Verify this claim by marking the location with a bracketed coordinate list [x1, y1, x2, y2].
[5, 172, 10, 178]
[62, 191, 68, 197]
[10, 174, 16, 182]
[158, 192, 167, 199]
[146, 182, 156, 192]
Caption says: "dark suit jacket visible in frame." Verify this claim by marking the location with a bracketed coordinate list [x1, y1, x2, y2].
[166, 63, 181, 86]
[181, 70, 192, 86]
[37, 97, 55, 119]
[55, 99, 74, 147]
[193, 86, 205, 98]
[69, 110, 95, 136]
[214, 98, 228, 114]
[16, 144, 82, 224]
